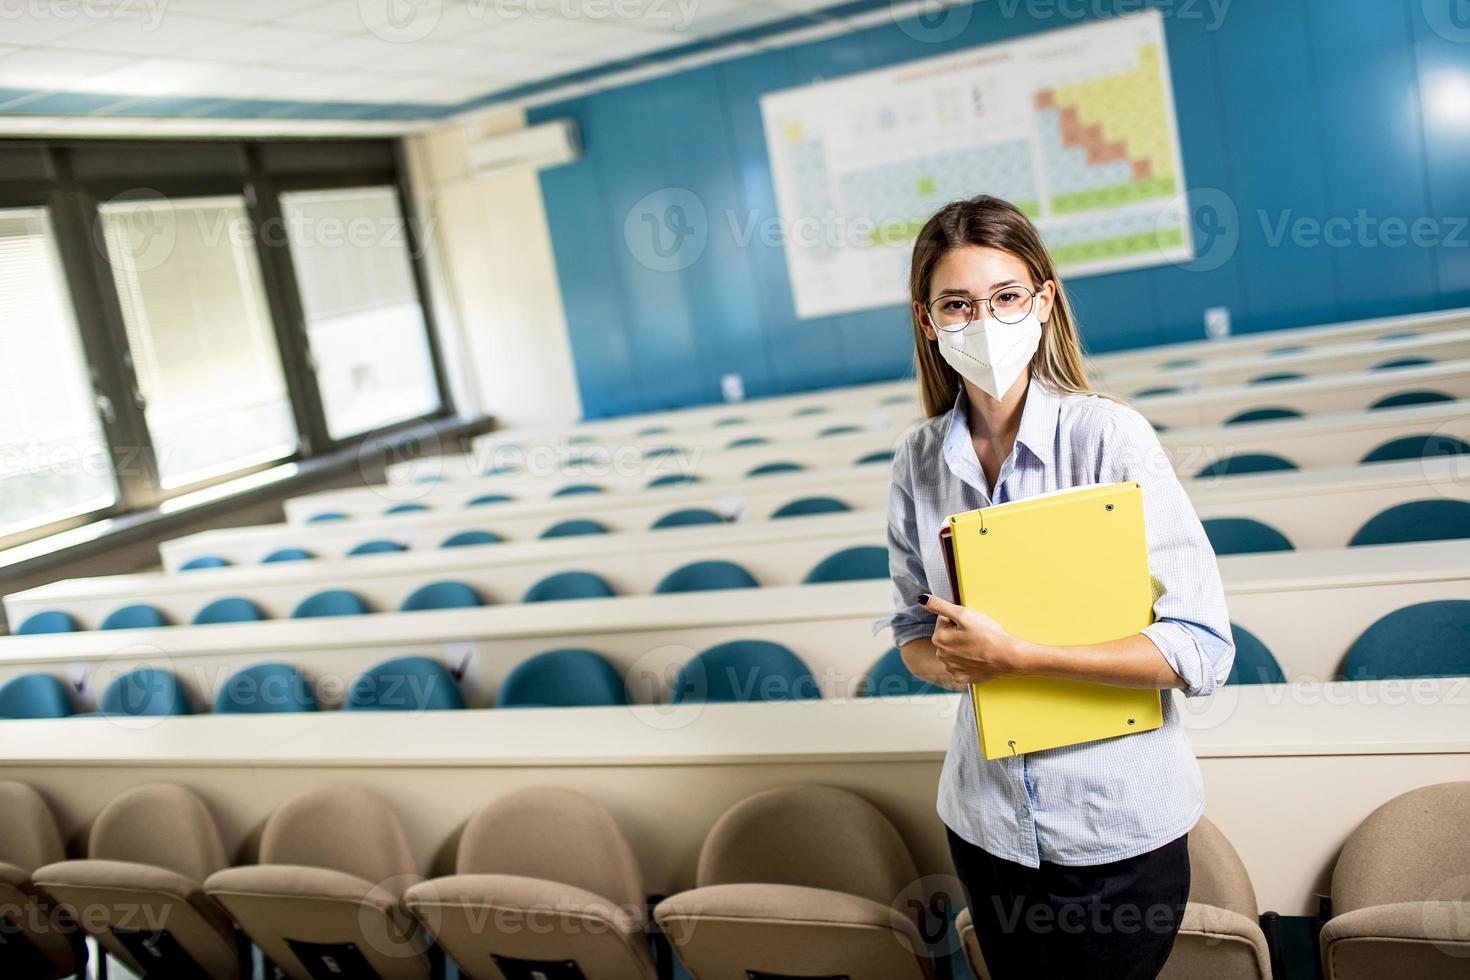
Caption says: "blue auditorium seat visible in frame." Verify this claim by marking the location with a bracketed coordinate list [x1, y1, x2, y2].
[1361, 434, 1470, 464]
[1226, 625, 1286, 685]
[553, 483, 605, 497]
[643, 446, 682, 458]
[99, 604, 167, 631]
[306, 512, 349, 523]
[727, 436, 770, 449]
[347, 539, 407, 556]
[714, 416, 747, 427]
[262, 547, 314, 563]
[651, 508, 724, 529]
[746, 462, 803, 477]
[804, 546, 889, 583]
[477, 467, 517, 477]
[1201, 518, 1293, 555]
[1266, 345, 1308, 357]
[648, 474, 699, 488]
[1349, 500, 1470, 547]
[819, 425, 861, 438]
[441, 530, 502, 548]
[540, 519, 608, 539]
[862, 647, 947, 697]
[1369, 390, 1454, 410]
[384, 503, 429, 515]
[413, 474, 442, 484]
[14, 610, 78, 635]
[1195, 453, 1298, 478]
[1161, 358, 1200, 370]
[655, 560, 759, 594]
[400, 581, 485, 612]
[192, 597, 266, 625]
[772, 496, 851, 519]
[856, 450, 893, 465]
[179, 556, 231, 571]
[345, 657, 464, 711]
[1373, 357, 1435, 371]
[1340, 601, 1470, 679]
[98, 668, 191, 716]
[498, 649, 629, 708]
[467, 493, 515, 506]
[1225, 407, 1302, 425]
[671, 640, 819, 703]
[0, 674, 74, 719]
[291, 589, 370, 618]
[523, 571, 616, 603]
[214, 663, 317, 714]
[1248, 372, 1305, 385]
[637, 425, 672, 437]
[1133, 386, 1181, 398]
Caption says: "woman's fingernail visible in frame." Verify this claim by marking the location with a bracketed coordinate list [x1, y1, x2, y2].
[917, 593, 931, 605]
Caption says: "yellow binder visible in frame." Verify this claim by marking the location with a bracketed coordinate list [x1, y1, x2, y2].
[940, 481, 1163, 759]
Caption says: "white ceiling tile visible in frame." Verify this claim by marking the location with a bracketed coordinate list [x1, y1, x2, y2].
[180, 64, 331, 99]
[0, 10, 102, 45]
[51, 12, 240, 57]
[0, 47, 140, 90]
[184, 25, 335, 64]
[78, 58, 230, 96]
[380, 75, 503, 102]
[152, 0, 325, 22]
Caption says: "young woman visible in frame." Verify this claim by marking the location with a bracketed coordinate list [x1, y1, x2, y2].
[881, 196, 1235, 979]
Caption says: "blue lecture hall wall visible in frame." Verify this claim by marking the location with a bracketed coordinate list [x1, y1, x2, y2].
[531, 0, 1470, 418]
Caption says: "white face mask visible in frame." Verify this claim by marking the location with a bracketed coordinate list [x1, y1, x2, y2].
[934, 309, 1043, 400]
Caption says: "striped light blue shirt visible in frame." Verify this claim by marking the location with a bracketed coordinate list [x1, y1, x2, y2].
[882, 375, 1235, 868]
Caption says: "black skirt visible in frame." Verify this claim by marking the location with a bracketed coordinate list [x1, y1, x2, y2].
[947, 826, 1191, 980]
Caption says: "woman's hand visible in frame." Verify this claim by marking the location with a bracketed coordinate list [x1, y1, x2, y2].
[920, 593, 1024, 685]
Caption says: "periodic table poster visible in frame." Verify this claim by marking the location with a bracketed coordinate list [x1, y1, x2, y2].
[760, 10, 1193, 319]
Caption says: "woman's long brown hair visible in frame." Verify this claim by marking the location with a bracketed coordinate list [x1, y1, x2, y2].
[909, 196, 1095, 417]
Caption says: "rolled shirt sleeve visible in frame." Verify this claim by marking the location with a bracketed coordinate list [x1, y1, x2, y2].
[877, 438, 939, 647]
[1101, 407, 1236, 697]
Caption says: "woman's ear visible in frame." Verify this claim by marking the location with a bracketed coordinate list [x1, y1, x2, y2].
[1034, 279, 1057, 325]
[914, 300, 938, 341]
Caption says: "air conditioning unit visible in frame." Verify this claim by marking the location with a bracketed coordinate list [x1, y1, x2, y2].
[467, 119, 580, 175]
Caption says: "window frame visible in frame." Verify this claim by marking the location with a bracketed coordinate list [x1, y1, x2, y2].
[0, 138, 456, 553]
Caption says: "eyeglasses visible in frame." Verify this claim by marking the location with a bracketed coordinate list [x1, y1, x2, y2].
[927, 284, 1038, 332]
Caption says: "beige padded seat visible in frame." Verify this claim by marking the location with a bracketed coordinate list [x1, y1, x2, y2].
[1320, 781, 1470, 980]
[1161, 817, 1271, 979]
[403, 786, 657, 980]
[956, 818, 1271, 980]
[654, 785, 933, 980]
[0, 782, 82, 979]
[203, 785, 433, 980]
[32, 783, 242, 979]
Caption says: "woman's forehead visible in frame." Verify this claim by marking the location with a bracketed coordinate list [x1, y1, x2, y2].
[932, 245, 1028, 290]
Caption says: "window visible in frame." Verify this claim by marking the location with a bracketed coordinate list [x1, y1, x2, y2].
[281, 186, 440, 440]
[100, 195, 296, 490]
[0, 208, 116, 537]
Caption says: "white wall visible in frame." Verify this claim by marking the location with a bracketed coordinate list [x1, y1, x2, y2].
[403, 109, 583, 428]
